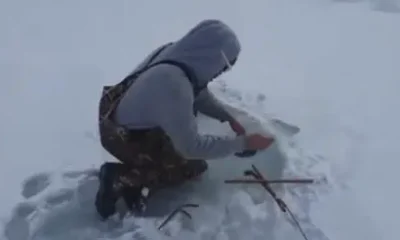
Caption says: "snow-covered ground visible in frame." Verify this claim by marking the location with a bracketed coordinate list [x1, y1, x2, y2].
[1, 0, 400, 239]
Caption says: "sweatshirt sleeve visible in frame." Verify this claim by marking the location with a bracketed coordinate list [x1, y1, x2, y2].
[155, 78, 246, 160]
[194, 88, 234, 122]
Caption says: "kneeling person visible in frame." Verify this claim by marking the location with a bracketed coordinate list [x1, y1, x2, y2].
[95, 19, 274, 219]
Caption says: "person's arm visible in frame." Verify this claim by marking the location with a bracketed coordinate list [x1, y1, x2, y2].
[194, 88, 234, 122]
[194, 88, 247, 135]
[155, 79, 245, 160]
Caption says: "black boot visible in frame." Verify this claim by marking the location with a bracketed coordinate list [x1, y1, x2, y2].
[95, 162, 123, 220]
[121, 185, 150, 215]
[95, 162, 150, 219]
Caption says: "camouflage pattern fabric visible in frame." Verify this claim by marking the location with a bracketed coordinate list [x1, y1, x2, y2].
[98, 81, 208, 192]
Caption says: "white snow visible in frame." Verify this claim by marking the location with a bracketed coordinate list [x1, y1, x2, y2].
[1, 0, 400, 239]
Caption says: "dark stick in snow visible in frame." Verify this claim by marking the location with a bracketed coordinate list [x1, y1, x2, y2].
[157, 203, 199, 230]
[244, 164, 310, 240]
[224, 178, 315, 184]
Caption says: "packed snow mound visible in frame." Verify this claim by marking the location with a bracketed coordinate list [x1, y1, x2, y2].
[1, 102, 330, 240]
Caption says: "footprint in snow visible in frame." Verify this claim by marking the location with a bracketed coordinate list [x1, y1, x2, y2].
[21, 172, 52, 199]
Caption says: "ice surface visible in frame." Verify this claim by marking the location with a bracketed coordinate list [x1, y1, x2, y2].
[1, 0, 400, 240]
[2, 107, 315, 240]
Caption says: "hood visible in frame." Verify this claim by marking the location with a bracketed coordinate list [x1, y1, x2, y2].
[160, 19, 241, 88]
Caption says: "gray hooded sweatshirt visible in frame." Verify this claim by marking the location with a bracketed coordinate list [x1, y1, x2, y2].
[115, 19, 246, 160]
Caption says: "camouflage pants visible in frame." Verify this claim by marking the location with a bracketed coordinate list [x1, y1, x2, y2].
[100, 123, 208, 190]
[98, 83, 208, 193]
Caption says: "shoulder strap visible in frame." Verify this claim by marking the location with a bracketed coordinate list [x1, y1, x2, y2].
[122, 52, 203, 97]
[145, 59, 203, 97]
[118, 42, 205, 98]
[119, 42, 174, 88]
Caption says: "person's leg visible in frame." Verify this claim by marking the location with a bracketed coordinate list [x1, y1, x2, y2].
[157, 157, 208, 186]
[96, 85, 155, 219]
[149, 130, 209, 187]
[95, 127, 209, 219]
[117, 130, 209, 214]
[118, 155, 209, 217]
[96, 161, 150, 219]
[96, 123, 153, 219]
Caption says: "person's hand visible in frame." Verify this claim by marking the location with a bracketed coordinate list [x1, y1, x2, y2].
[234, 134, 274, 158]
[244, 134, 274, 150]
[229, 119, 246, 135]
